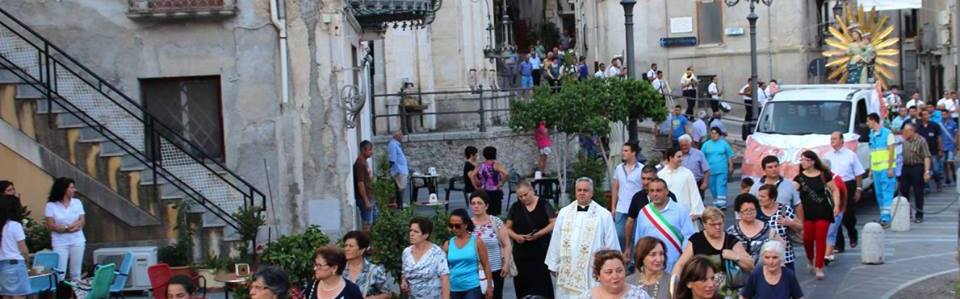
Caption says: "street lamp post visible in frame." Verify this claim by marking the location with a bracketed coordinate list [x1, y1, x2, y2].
[621, 0, 638, 141]
[725, 0, 772, 130]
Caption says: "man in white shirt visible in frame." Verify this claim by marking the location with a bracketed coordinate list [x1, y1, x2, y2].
[938, 91, 959, 122]
[885, 86, 902, 108]
[739, 77, 754, 121]
[529, 51, 543, 86]
[546, 178, 620, 298]
[610, 142, 644, 249]
[680, 67, 699, 116]
[708, 76, 722, 113]
[757, 80, 769, 108]
[646, 63, 658, 82]
[822, 132, 866, 252]
[905, 92, 922, 109]
[606, 57, 623, 78]
[652, 71, 673, 107]
[594, 62, 607, 78]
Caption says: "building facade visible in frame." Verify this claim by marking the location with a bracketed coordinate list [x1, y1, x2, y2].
[0, 0, 445, 256]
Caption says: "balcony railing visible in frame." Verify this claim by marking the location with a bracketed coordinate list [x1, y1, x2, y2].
[128, 0, 236, 19]
[348, 0, 442, 30]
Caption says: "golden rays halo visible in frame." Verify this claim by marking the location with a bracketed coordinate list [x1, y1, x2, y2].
[822, 4, 899, 87]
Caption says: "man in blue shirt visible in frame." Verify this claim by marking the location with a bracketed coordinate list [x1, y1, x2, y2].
[942, 115, 958, 185]
[632, 177, 696, 273]
[387, 131, 409, 208]
[661, 105, 690, 148]
[529, 51, 542, 86]
[519, 54, 533, 88]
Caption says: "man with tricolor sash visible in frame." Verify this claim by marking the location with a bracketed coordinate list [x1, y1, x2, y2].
[868, 113, 897, 225]
[631, 177, 696, 273]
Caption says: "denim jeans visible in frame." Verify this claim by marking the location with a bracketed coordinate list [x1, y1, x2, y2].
[451, 287, 483, 299]
[614, 212, 629, 250]
[826, 213, 844, 246]
[708, 172, 728, 208]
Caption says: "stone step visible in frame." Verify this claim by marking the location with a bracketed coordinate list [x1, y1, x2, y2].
[35, 98, 68, 114]
[56, 112, 91, 129]
[0, 68, 21, 84]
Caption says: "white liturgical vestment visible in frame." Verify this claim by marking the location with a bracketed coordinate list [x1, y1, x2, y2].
[545, 200, 620, 298]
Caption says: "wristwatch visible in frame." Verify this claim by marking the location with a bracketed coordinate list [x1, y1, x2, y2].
[63, 225, 68, 232]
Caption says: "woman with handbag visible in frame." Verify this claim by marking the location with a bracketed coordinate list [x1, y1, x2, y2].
[342, 231, 390, 299]
[469, 191, 513, 299]
[505, 180, 555, 298]
[791, 150, 841, 280]
[673, 207, 753, 298]
[443, 209, 494, 299]
[755, 185, 802, 272]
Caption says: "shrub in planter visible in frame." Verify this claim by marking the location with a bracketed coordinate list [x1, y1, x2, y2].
[259, 225, 330, 287]
[570, 154, 608, 207]
[20, 207, 50, 252]
[370, 207, 451, 282]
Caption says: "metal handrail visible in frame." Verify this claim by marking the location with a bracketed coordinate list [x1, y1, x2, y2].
[0, 57, 243, 229]
[0, 7, 266, 228]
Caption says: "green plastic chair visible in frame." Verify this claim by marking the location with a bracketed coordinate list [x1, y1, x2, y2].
[68, 263, 116, 299]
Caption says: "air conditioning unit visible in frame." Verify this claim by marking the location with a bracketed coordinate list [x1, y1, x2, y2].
[92, 246, 157, 292]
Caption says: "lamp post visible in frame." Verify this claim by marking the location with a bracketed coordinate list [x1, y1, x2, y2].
[725, 0, 772, 128]
[621, 0, 638, 141]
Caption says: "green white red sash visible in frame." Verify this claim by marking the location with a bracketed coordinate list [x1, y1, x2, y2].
[641, 202, 683, 252]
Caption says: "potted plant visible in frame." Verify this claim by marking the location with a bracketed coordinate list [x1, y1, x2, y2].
[259, 225, 330, 288]
[233, 205, 265, 262]
[159, 202, 195, 277]
[20, 207, 51, 252]
[370, 207, 451, 283]
[195, 253, 229, 289]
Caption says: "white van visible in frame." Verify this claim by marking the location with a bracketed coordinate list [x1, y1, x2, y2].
[742, 84, 877, 181]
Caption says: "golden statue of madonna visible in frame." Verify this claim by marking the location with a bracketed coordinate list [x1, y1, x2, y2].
[823, 5, 899, 86]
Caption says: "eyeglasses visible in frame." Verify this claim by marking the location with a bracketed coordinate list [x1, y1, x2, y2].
[313, 263, 330, 269]
[249, 282, 271, 292]
[739, 208, 757, 214]
[448, 223, 463, 229]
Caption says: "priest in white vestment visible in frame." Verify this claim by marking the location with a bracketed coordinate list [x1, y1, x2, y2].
[545, 177, 620, 298]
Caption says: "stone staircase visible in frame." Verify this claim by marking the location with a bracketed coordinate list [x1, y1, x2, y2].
[0, 8, 264, 257]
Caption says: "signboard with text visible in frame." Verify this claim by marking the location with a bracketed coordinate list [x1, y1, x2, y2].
[659, 37, 698, 48]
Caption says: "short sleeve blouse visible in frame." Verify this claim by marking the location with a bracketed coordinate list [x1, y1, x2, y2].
[44, 198, 86, 247]
[402, 244, 450, 299]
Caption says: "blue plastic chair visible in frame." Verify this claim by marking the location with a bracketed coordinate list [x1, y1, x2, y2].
[31, 251, 61, 292]
[108, 251, 134, 299]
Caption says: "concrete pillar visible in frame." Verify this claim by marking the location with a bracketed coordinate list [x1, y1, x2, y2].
[890, 196, 911, 232]
[861, 222, 885, 264]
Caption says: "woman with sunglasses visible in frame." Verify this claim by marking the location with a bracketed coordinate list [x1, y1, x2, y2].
[792, 150, 840, 280]
[443, 209, 493, 299]
[401, 217, 450, 299]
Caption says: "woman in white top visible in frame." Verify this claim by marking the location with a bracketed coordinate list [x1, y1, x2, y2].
[658, 148, 705, 220]
[0, 194, 31, 298]
[45, 177, 86, 281]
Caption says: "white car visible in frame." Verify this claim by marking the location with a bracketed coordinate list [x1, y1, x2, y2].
[743, 84, 888, 190]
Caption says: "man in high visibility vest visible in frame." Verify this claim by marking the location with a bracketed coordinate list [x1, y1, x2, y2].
[867, 113, 897, 225]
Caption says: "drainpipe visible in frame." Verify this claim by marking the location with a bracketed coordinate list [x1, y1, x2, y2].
[271, 0, 290, 105]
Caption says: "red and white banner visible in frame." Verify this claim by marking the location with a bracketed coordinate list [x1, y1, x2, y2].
[741, 133, 860, 179]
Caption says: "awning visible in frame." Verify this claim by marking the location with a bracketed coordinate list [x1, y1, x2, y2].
[858, 0, 921, 11]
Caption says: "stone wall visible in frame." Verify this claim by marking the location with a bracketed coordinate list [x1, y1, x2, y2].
[371, 126, 665, 186]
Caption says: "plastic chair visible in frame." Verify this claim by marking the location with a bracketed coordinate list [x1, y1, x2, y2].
[504, 169, 521, 209]
[148, 263, 206, 299]
[147, 264, 172, 299]
[32, 251, 61, 291]
[445, 176, 466, 210]
[108, 251, 134, 299]
[67, 263, 116, 299]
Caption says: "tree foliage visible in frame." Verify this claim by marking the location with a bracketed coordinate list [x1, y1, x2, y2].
[509, 78, 667, 137]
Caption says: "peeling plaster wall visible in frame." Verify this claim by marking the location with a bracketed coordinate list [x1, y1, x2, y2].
[7, 0, 372, 237]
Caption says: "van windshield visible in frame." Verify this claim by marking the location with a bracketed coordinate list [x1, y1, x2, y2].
[756, 101, 852, 135]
